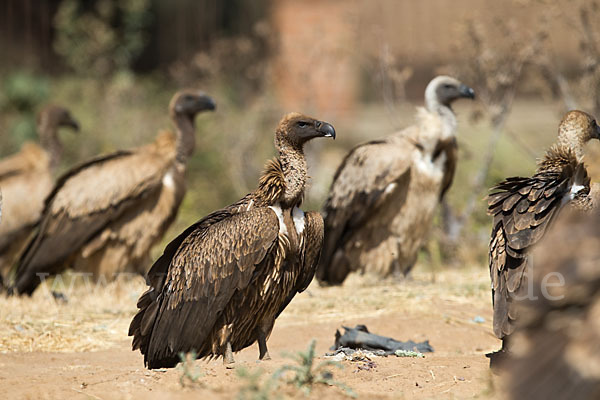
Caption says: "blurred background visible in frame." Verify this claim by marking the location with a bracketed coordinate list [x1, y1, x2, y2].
[1, 0, 599, 270]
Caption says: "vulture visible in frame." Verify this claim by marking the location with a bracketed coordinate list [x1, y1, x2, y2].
[0, 105, 79, 284]
[487, 110, 600, 365]
[316, 76, 474, 285]
[11, 90, 215, 295]
[128, 112, 335, 369]
[507, 207, 600, 400]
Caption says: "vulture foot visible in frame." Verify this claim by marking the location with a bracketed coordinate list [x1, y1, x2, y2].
[224, 342, 235, 368]
[258, 328, 271, 361]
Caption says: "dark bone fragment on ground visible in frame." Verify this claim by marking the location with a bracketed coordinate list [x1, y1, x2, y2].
[331, 325, 434, 354]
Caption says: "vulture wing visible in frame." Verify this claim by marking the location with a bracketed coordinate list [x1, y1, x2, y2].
[275, 210, 324, 320]
[487, 164, 588, 338]
[0, 170, 52, 251]
[0, 145, 41, 181]
[296, 211, 324, 292]
[130, 206, 280, 369]
[0, 161, 26, 181]
[317, 139, 412, 282]
[435, 137, 458, 199]
[13, 149, 173, 294]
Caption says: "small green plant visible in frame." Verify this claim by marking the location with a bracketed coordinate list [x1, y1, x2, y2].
[236, 367, 279, 400]
[274, 340, 356, 398]
[394, 349, 425, 358]
[176, 350, 203, 388]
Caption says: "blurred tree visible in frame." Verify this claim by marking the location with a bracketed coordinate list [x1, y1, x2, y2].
[53, 0, 152, 77]
[1, 71, 50, 148]
[440, 14, 543, 261]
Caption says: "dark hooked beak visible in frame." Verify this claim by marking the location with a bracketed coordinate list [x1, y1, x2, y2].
[65, 116, 80, 132]
[198, 95, 216, 112]
[316, 121, 336, 139]
[459, 84, 475, 100]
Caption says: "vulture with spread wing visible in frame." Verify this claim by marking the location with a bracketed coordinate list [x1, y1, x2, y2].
[11, 90, 215, 295]
[487, 110, 600, 364]
[507, 207, 600, 400]
[129, 112, 335, 369]
[0, 105, 79, 284]
[317, 76, 474, 285]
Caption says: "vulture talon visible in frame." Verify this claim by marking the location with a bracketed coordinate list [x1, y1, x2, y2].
[224, 342, 235, 366]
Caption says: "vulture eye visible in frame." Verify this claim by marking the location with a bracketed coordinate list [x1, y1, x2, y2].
[444, 84, 453, 89]
[297, 121, 308, 128]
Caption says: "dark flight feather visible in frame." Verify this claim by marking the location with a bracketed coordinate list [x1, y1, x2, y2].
[487, 147, 591, 339]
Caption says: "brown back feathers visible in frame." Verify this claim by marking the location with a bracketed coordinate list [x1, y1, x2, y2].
[129, 112, 334, 368]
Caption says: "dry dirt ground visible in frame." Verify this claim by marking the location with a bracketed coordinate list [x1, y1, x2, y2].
[0, 267, 507, 399]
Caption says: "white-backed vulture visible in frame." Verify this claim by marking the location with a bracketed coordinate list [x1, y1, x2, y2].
[506, 207, 600, 400]
[11, 90, 215, 295]
[129, 113, 335, 369]
[316, 76, 474, 285]
[487, 110, 600, 364]
[0, 105, 79, 284]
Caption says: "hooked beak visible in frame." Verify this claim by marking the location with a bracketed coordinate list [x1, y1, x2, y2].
[459, 84, 475, 100]
[316, 121, 336, 139]
[199, 95, 216, 112]
[174, 93, 217, 114]
[65, 116, 80, 132]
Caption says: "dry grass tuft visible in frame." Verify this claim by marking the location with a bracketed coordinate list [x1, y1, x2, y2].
[275, 266, 491, 328]
[0, 273, 146, 353]
[0, 266, 491, 355]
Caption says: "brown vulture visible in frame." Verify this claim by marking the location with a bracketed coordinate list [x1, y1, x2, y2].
[487, 110, 600, 365]
[0, 105, 79, 284]
[129, 112, 335, 369]
[507, 207, 600, 400]
[316, 76, 474, 285]
[11, 90, 215, 295]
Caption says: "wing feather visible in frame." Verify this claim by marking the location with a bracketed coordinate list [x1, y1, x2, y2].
[131, 207, 280, 368]
[13, 148, 172, 294]
[273, 211, 324, 321]
[317, 138, 413, 284]
[487, 170, 576, 338]
[296, 211, 324, 293]
[436, 137, 458, 199]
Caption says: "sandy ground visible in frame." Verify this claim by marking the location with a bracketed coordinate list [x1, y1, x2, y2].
[0, 268, 506, 399]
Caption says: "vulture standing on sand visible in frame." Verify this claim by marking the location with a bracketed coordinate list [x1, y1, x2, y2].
[129, 112, 335, 369]
[11, 90, 215, 295]
[0, 105, 79, 284]
[316, 76, 474, 285]
[487, 110, 600, 364]
[507, 207, 600, 400]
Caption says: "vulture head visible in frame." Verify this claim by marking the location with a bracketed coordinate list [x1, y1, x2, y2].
[275, 112, 336, 150]
[37, 105, 80, 136]
[169, 90, 216, 120]
[425, 75, 475, 110]
[557, 110, 600, 161]
[36, 105, 80, 169]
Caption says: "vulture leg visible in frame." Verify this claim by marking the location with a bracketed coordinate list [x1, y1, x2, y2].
[257, 327, 271, 361]
[223, 341, 235, 366]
